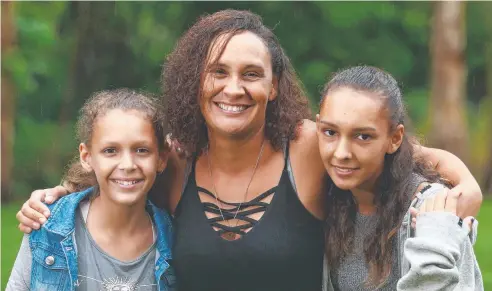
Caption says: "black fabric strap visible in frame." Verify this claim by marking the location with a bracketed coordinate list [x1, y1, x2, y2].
[197, 186, 277, 235]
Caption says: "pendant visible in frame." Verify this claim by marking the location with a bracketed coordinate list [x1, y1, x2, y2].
[221, 231, 238, 241]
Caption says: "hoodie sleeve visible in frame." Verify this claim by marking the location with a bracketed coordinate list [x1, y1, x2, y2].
[397, 212, 483, 291]
[6, 234, 32, 291]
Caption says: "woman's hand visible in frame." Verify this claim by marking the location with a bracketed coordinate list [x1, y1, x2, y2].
[16, 185, 69, 233]
[410, 188, 474, 230]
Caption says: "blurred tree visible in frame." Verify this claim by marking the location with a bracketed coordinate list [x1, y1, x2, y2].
[2, 2, 490, 200]
[482, 1, 492, 195]
[428, 1, 469, 163]
[1, 1, 17, 203]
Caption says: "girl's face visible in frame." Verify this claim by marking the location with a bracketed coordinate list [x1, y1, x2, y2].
[316, 87, 403, 193]
[80, 109, 167, 207]
[200, 31, 278, 140]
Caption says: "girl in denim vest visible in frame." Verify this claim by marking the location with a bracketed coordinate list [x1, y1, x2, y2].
[7, 88, 175, 291]
[317, 66, 482, 290]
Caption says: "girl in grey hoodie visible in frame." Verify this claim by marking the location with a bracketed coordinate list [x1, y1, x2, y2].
[316, 66, 483, 291]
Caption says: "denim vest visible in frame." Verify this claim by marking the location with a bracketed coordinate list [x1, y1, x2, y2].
[29, 187, 176, 291]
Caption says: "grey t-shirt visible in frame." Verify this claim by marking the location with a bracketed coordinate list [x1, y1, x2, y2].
[75, 200, 158, 290]
[331, 213, 399, 291]
[330, 174, 426, 291]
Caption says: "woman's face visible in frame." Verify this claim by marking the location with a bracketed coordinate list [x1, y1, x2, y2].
[200, 31, 277, 140]
[316, 87, 403, 193]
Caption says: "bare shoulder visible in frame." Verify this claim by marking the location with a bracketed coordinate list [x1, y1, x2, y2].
[150, 149, 187, 214]
[289, 119, 327, 220]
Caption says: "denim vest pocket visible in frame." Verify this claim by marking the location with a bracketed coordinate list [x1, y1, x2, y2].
[31, 243, 70, 290]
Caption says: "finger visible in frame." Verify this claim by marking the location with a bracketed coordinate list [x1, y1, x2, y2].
[419, 199, 427, 214]
[433, 189, 448, 211]
[28, 197, 51, 220]
[444, 187, 461, 214]
[45, 186, 68, 204]
[16, 210, 40, 230]
[411, 217, 417, 229]
[425, 196, 436, 212]
[463, 216, 474, 230]
[409, 207, 419, 219]
[21, 201, 47, 223]
[18, 223, 32, 234]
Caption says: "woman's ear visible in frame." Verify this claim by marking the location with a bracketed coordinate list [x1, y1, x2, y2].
[387, 124, 404, 154]
[79, 143, 93, 172]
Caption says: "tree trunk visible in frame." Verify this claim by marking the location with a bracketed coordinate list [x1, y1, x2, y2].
[1, 1, 17, 203]
[429, 1, 469, 163]
[482, 1, 492, 195]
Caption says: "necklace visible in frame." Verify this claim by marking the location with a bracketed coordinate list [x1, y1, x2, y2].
[206, 139, 266, 241]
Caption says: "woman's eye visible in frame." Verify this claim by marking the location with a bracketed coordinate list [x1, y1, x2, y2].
[323, 130, 336, 137]
[103, 148, 116, 154]
[213, 68, 227, 76]
[357, 134, 371, 141]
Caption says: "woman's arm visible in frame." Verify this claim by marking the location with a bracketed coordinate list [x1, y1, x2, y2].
[6, 235, 32, 291]
[398, 213, 482, 291]
[415, 145, 483, 217]
[397, 188, 483, 291]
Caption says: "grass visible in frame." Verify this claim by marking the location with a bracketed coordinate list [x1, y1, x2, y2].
[2, 199, 492, 290]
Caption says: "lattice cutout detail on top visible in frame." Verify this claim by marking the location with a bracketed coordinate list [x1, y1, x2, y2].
[197, 186, 277, 240]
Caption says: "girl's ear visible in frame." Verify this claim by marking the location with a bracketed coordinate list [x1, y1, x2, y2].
[387, 124, 404, 154]
[79, 143, 93, 172]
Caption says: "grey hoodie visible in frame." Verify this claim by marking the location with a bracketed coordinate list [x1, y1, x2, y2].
[323, 183, 483, 291]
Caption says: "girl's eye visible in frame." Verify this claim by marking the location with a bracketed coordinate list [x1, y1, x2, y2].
[136, 148, 150, 154]
[103, 148, 116, 154]
[357, 134, 371, 141]
[323, 129, 336, 137]
[244, 71, 260, 79]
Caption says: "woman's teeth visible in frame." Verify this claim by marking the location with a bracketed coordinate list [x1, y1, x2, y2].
[217, 103, 248, 112]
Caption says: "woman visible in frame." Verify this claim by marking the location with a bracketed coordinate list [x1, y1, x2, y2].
[316, 66, 482, 290]
[16, 10, 482, 291]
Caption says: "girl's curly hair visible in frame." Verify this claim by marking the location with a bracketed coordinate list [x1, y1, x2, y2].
[63, 88, 168, 193]
[162, 9, 311, 155]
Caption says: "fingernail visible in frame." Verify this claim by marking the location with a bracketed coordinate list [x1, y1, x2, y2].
[43, 211, 50, 217]
[33, 223, 40, 229]
[39, 217, 46, 223]
[45, 196, 53, 203]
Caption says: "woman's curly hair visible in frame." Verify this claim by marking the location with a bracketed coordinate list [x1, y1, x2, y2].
[162, 9, 311, 155]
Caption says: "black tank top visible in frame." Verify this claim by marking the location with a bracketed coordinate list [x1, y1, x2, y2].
[172, 144, 324, 291]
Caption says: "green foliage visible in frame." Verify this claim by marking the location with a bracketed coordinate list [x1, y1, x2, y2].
[3, 1, 489, 199]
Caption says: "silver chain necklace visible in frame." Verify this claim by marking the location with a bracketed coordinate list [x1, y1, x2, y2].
[206, 139, 266, 241]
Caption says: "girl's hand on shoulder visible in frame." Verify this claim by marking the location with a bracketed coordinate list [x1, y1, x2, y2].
[16, 186, 68, 233]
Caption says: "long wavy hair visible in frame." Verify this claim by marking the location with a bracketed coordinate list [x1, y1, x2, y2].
[163, 9, 311, 155]
[321, 66, 450, 286]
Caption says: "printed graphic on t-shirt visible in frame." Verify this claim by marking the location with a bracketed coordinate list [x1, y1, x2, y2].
[76, 275, 157, 290]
